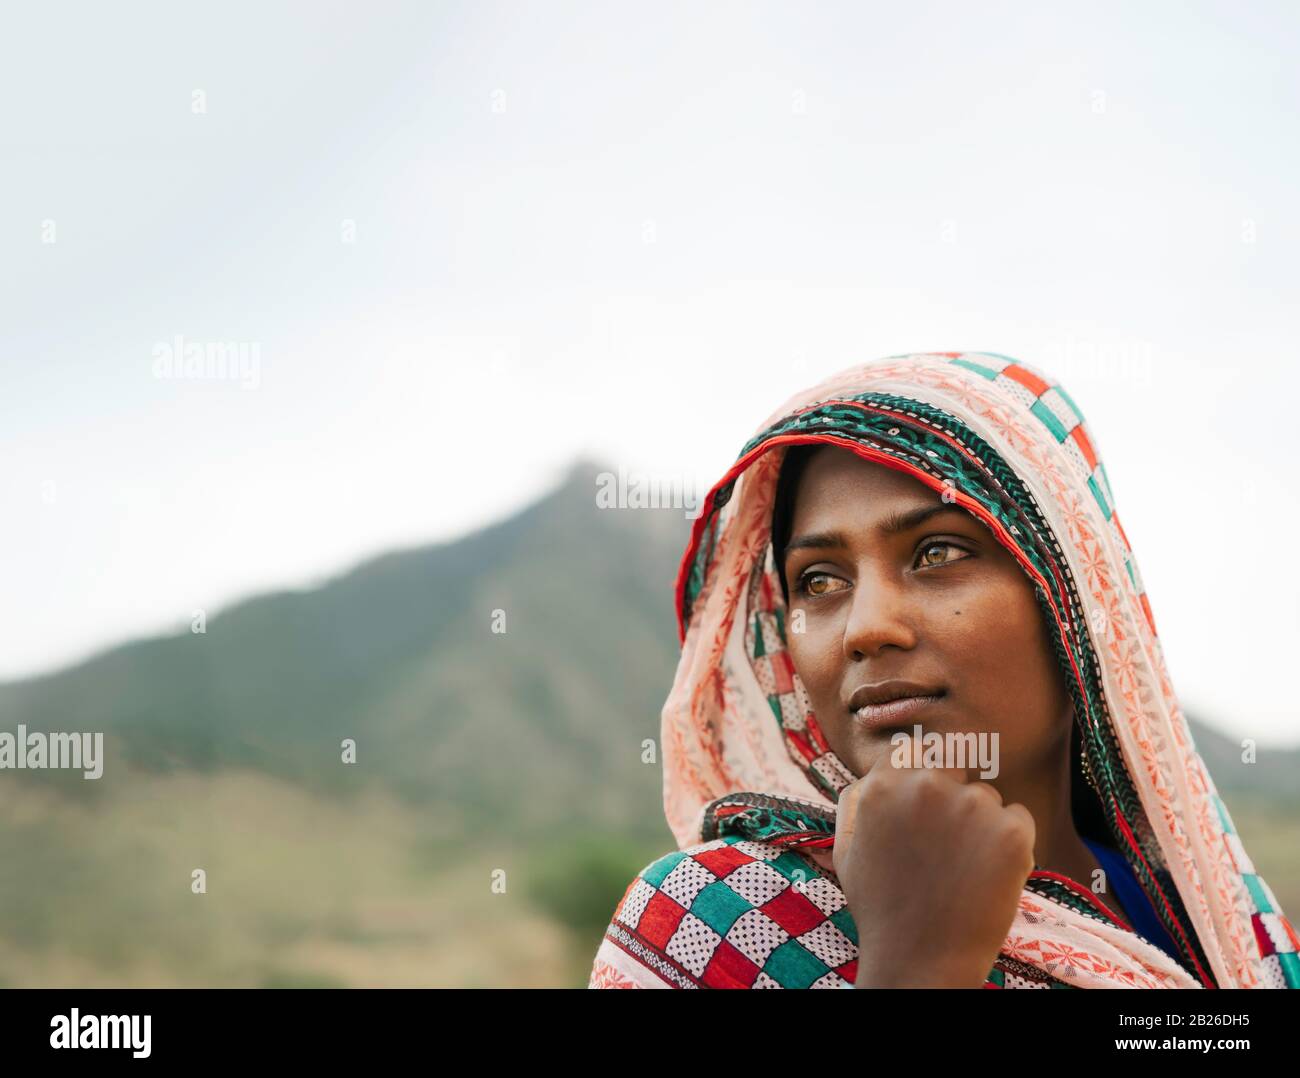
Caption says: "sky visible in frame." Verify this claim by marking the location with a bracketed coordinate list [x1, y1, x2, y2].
[2, 2, 1298, 744]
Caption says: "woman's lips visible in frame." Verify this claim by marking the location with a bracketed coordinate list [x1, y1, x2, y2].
[851, 693, 944, 731]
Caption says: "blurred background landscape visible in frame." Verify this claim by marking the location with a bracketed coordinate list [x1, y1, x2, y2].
[0, 458, 1296, 988]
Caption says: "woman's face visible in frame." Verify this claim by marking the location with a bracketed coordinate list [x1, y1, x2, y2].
[780, 445, 1072, 789]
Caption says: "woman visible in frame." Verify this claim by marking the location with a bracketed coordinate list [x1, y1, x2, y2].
[588, 351, 1300, 989]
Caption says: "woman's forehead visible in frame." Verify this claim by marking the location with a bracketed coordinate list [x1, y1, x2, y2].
[787, 443, 941, 508]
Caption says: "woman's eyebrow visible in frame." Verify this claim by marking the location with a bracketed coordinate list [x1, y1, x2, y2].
[878, 501, 971, 537]
[783, 503, 971, 556]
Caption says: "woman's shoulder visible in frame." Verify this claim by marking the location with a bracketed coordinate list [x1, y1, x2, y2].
[587, 835, 858, 988]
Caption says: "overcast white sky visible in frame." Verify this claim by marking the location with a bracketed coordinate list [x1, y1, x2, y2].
[2, 2, 1297, 744]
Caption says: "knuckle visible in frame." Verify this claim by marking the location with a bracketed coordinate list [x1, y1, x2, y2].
[996, 815, 1035, 860]
[911, 766, 945, 790]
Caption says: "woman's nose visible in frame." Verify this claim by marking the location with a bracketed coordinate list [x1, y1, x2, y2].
[841, 567, 919, 660]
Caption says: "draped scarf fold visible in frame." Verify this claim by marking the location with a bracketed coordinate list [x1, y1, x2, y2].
[590, 352, 1300, 989]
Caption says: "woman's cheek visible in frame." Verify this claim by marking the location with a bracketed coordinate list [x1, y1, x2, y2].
[788, 625, 836, 705]
[946, 581, 1031, 650]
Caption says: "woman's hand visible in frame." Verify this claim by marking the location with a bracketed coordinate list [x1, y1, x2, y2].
[833, 736, 1036, 988]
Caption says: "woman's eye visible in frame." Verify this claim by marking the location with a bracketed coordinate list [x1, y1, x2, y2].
[794, 544, 971, 597]
[915, 541, 971, 569]
[796, 571, 847, 597]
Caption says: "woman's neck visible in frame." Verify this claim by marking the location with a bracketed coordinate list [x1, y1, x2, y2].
[998, 743, 1109, 895]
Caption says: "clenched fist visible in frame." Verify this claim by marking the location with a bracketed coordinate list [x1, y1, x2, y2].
[833, 735, 1036, 988]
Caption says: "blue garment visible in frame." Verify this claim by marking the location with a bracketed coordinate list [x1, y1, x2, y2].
[1082, 836, 1185, 967]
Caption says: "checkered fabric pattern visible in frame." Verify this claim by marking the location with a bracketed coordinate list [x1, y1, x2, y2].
[603, 835, 859, 988]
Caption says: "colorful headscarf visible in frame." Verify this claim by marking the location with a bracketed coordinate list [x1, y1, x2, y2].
[589, 352, 1300, 989]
